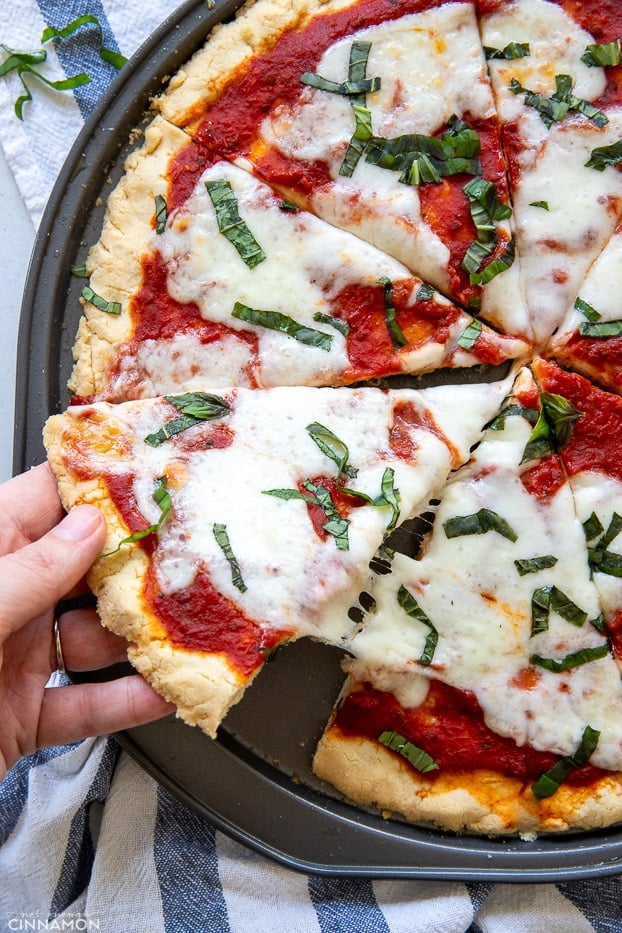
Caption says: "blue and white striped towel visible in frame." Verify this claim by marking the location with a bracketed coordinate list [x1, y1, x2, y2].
[1, 1, 622, 929]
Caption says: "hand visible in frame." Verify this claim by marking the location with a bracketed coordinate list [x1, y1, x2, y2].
[0, 463, 174, 780]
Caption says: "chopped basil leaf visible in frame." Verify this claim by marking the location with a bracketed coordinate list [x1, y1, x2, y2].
[306, 422, 358, 479]
[232, 302, 332, 350]
[378, 277, 408, 347]
[529, 200, 550, 210]
[213, 523, 247, 592]
[416, 283, 435, 301]
[154, 194, 167, 234]
[264, 481, 350, 550]
[590, 613, 607, 635]
[585, 139, 622, 171]
[71, 261, 88, 277]
[532, 726, 600, 798]
[0, 42, 90, 119]
[596, 513, 622, 550]
[378, 730, 439, 773]
[574, 296, 601, 322]
[300, 72, 380, 96]
[41, 15, 127, 70]
[340, 103, 374, 177]
[484, 41, 530, 60]
[205, 180, 266, 269]
[105, 476, 171, 555]
[530, 584, 588, 635]
[81, 285, 121, 315]
[263, 488, 317, 504]
[587, 512, 622, 577]
[485, 403, 538, 432]
[579, 320, 622, 338]
[144, 392, 230, 447]
[581, 39, 621, 68]
[443, 508, 518, 542]
[530, 643, 610, 673]
[339, 466, 401, 535]
[510, 74, 608, 128]
[279, 199, 300, 212]
[521, 390, 582, 462]
[457, 318, 483, 350]
[469, 238, 516, 286]
[514, 554, 558, 576]
[312, 312, 350, 337]
[397, 585, 438, 665]
[583, 511, 605, 542]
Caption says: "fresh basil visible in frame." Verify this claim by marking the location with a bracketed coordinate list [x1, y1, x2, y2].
[41, 14, 127, 70]
[484, 41, 530, 60]
[530, 643, 610, 673]
[574, 296, 601, 322]
[514, 555, 558, 576]
[213, 523, 247, 592]
[585, 512, 622, 577]
[521, 391, 582, 462]
[205, 180, 266, 269]
[71, 261, 88, 277]
[144, 392, 230, 447]
[443, 508, 517, 542]
[579, 320, 622, 338]
[510, 74, 608, 128]
[585, 139, 622, 171]
[416, 283, 435, 301]
[485, 404, 538, 432]
[457, 318, 483, 350]
[232, 302, 332, 350]
[81, 285, 122, 315]
[530, 584, 588, 636]
[154, 194, 167, 234]
[531, 726, 600, 798]
[338, 467, 401, 536]
[397, 585, 438, 665]
[378, 277, 408, 347]
[306, 422, 358, 479]
[0, 43, 89, 119]
[263, 481, 350, 550]
[468, 238, 516, 286]
[529, 200, 550, 210]
[581, 39, 621, 68]
[339, 41, 378, 177]
[378, 730, 439, 773]
[312, 312, 350, 337]
[300, 72, 380, 96]
[105, 476, 171, 555]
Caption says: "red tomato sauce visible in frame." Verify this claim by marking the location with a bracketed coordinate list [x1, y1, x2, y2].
[557, 332, 622, 394]
[520, 454, 566, 500]
[334, 680, 606, 785]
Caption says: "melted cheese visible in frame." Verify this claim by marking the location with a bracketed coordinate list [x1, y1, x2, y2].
[348, 372, 622, 771]
[66, 383, 508, 645]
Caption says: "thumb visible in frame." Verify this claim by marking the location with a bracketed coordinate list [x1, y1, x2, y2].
[0, 506, 106, 639]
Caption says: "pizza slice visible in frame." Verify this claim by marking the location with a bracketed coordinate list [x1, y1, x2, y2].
[44, 380, 509, 737]
[478, 0, 622, 345]
[72, 121, 528, 403]
[156, 0, 531, 341]
[532, 359, 622, 663]
[545, 223, 622, 393]
[314, 364, 622, 835]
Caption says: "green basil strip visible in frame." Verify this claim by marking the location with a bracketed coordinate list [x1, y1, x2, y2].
[462, 177, 513, 279]
[312, 312, 350, 337]
[443, 508, 518, 542]
[154, 194, 167, 234]
[300, 72, 380, 96]
[0, 44, 91, 119]
[105, 476, 171, 555]
[531, 725, 600, 798]
[510, 75, 608, 129]
[585, 139, 622, 171]
[144, 392, 230, 447]
[530, 643, 610, 673]
[205, 180, 266, 269]
[279, 199, 300, 212]
[41, 15, 127, 70]
[529, 200, 550, 210]
[263, 488, 317, 504]
[213, 523, 247, 592]
[306, 422, 358, 479]
[590, 613, 606, 635]
[457, 318, 483, 350]
[485, 404, 538, 432]
[377, 467, 401, 534]
[378, 730, 439, 772]
[514, 554, 558, 576]
[378, 277, 408, 347]
[583, 511, 605, 542]
[303, 479, 350, 550]
[521, 390, 582, 461]
[416, 283, 435, 301]
[469, 238, 515, 286]
[574, 296, 601, 322]
[579, 320, 622, 338]
[81, 285, 122, 315]
[340, 103, 374, 177]
[530, 584, 588, 635]
[397, 585, 438, 665]
[232, 302, 332, 350]
[484, 41, 530, 60]
[71, 261, 88, 277]
[597, 513, 622, 550]
[365, 117, 481, 186]
[581, 39, 621, 68]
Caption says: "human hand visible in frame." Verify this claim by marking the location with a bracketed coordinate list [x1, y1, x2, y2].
[0, 463, 174, 780]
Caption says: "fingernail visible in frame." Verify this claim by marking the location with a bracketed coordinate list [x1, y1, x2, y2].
[55, 506, 103, 542]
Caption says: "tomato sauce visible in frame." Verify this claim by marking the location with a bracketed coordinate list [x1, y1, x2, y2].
[557, 333, 622, 394]
[334, 679, 606, 785]
[520, 454, 566, 500]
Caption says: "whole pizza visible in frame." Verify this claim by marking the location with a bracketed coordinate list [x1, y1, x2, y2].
[43, 0, 622, 839]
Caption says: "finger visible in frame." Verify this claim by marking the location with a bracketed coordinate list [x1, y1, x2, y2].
[0, 506, 106, 640]
[0, 464, 64, 555]
[56, 609, 130, 672]
[37, 676, 175, 749]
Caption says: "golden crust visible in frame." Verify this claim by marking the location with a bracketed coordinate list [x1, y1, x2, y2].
[156, 0, 358, 129]
[43, 413, 252, 738]
[313, 725, 622, 837]
[69, 116, 191, 398]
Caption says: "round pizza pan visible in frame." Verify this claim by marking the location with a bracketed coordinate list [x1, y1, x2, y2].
[13, 0, 622, 880]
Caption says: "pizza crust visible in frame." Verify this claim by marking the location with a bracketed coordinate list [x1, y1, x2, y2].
[69, 115, 191, 398]
[313, 725, 622, 836]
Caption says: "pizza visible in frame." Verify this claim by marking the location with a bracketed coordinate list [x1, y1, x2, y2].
[43, 0, 622, 838]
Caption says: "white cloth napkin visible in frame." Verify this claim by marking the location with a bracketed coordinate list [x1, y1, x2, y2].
[0, 2, 620, 930]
